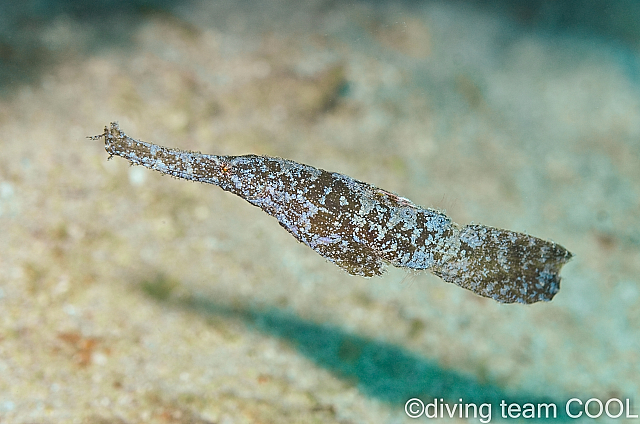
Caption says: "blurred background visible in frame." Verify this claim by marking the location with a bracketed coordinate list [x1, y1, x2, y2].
[0, 0, 639, 422]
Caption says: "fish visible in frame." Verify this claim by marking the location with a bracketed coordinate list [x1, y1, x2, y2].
[90, 122, 572, 304]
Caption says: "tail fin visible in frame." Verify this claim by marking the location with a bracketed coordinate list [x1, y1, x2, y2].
[433, 225, 572, 304]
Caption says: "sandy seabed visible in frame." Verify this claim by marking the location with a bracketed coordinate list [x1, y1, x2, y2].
[0, 1, 639, 422]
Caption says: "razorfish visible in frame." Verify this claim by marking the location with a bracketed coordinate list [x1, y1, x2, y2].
[91, 123, 572, 304]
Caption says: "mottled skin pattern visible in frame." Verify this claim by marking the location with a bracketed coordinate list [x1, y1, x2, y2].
[91, 123, 572, 304]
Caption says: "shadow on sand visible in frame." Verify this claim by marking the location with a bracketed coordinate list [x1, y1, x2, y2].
[143, 281, 576, 421]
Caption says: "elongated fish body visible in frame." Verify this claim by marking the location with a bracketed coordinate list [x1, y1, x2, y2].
[92, 123, 572, 304]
